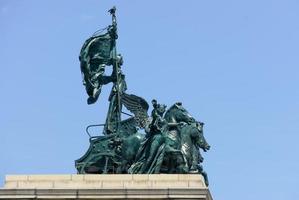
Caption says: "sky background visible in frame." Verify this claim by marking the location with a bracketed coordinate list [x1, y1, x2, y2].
[1, 0, 299, 199]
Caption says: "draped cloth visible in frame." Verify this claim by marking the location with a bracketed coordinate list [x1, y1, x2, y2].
[129, 132, 166, 174]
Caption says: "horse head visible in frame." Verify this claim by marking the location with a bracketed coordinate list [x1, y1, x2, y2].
[193, 122, 210, 152]
[164, 102, 195, 124]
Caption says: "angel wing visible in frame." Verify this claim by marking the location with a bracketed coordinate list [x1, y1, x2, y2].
[121, 93, 149, 128]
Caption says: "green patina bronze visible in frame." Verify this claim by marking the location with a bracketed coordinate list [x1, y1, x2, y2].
[75, 7, 210, 186]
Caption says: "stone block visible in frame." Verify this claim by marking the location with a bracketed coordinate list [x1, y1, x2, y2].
[3, 182, 18, 189]
[53, 180, 101, 189]
[71, 174, 84, 181]
[148, 174, 179, 181]
[36, 189, 77, 199]
[132, 174, 149, 181]
[152, 180, 189, 188]
[102, 180, 124, 188]
[84, 174, 132, 181]
[28, 175, 71, 181]
[124, 180, 152, 188]
[188, 180, 205, 188]
[5, 175, 28, 181]
[178, 174, 203, 181]
[17, 181, 54, 189]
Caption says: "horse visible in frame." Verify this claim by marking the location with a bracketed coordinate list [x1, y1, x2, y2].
[179, 121, 210, 168]
[160, 102, 196, 173]
[163, 102, 210, 185]
[178, 121, 210, 186]
[116, 131, 145, 173]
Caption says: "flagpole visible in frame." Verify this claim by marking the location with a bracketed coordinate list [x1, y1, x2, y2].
[109, 6, 122, 133]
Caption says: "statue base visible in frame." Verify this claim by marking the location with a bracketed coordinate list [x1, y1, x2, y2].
[0, 174, 212, 199]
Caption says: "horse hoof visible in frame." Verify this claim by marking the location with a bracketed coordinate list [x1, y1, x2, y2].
[189, 169, 199, 173]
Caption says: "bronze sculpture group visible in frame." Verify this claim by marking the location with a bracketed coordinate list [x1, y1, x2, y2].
[75, 7, 210, 186]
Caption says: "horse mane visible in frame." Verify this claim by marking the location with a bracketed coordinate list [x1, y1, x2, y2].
[164, 103, 179, 122]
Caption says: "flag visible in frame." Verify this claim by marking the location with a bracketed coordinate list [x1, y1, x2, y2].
[79, 32, 115, 104]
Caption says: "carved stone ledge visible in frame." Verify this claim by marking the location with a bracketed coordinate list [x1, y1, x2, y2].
[0, 174, 213, 200]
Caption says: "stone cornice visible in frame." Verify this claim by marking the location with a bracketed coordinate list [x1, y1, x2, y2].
[0, 174, 213, 199]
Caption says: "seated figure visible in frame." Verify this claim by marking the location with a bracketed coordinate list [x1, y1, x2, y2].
[129, 100, 167, 174]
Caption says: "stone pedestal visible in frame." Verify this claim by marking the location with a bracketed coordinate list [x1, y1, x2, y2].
[0, 174, 212, 199]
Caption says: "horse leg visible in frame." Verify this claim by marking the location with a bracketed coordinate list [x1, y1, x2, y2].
[175, 152, 188, 173]
[201, 171, 209, 186]
[116, 159, 128, 173]
[198, 164, 209, 186]
[164, 145, 188, 173]
[190, 145, 199, 172]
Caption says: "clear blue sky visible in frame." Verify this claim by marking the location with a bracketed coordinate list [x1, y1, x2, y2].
[1, 0, 299, 199]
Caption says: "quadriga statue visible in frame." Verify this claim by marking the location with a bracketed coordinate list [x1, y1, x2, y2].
[75, 7, 211, 186]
